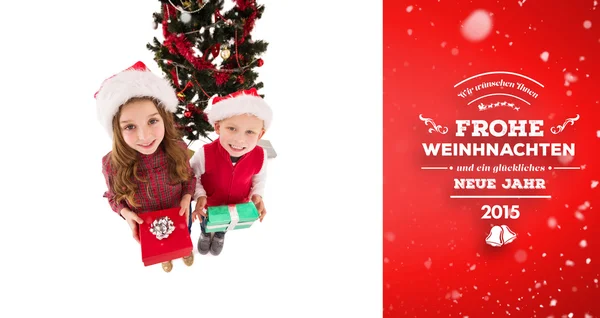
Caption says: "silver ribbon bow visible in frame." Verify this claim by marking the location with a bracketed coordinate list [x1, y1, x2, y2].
[149, 216, 175, 240]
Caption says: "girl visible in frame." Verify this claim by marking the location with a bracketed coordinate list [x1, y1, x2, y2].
[96, 61, 196, 273]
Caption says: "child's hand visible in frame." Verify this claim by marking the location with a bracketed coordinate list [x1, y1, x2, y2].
[192, 196, 207, 222]
[251, 195, 267, 222]
[120, 208, 143, 243]
[179, 194, 192, 224]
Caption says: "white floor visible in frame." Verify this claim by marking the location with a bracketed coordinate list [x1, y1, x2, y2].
[1, 1, 381, 317]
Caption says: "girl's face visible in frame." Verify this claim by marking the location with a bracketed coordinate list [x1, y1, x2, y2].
[215, 114, 265, 157]
[119, 99, 165, 155]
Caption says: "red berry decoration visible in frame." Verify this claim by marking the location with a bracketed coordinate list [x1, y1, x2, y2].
[184, 111, 192, 118]
[257, 58, 264, 67]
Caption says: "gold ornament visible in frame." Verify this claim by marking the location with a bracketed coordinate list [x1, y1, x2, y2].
[221, 48, 231, 59]
[181, 0, 192, 9]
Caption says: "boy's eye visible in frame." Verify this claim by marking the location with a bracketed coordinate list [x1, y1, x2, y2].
[227, 127, 236, 131]
[246, 130, 255, 135]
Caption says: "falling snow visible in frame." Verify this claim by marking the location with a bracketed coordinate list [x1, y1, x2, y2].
[565, 260, 575, 267]
[583, 20, 592, 29]
[550, 299, 557, 306]
[385, 232, 396, 242]
[406, 5, 414, 12]
[540, 51, 550, 62]
[564, 72, 578, 86]
[586, 258, 592, 264]
[446, 290, 462, 300]
[461, 9, 493, 42]
[548, 217, 558, 229]
[407, 29, 413, 36]
[592, 180, 599, 188]
[515, 250, 528, 263]
[558, 155, 574, 165]
[597, 130, 600, 138]
[451, 48, 459, 55]
[424, 257, 432, 269]
[580, 240, 588, 248]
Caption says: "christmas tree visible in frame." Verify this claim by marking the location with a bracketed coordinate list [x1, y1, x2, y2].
[147, 0, 268, 143]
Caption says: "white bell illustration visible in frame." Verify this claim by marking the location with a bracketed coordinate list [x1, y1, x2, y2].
[485, 225, 504, 247]
[501, 225, 517, 245]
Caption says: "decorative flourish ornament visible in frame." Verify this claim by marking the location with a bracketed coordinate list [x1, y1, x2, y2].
[150, 216, 176, 240]
[419, 114, 449, 134]
[550, 114, 580, 134]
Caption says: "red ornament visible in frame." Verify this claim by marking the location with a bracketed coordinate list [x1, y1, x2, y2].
[184, 111, 192, 118]
[237, 75, 245, 84]
[211, 44, 220, 58]
[257, 58, 264, 67]
[186, 103, 196, 111]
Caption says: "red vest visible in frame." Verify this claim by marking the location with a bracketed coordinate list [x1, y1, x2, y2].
[201, 139, 264, 207]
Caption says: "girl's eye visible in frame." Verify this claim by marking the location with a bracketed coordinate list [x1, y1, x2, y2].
[149, 118, 159, 124]
[124, 125, 135, 130]
[228, 127, 236, 131]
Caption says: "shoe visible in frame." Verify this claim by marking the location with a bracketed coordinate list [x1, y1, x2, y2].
[182, 251, 194, 266]
[198, 231, 211, 255]
[210, 233, 225, 256]
[161, 260, 173, 273]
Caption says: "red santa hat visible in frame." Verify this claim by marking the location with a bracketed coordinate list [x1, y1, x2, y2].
[94, 61, 178, 139]
[208, 88, 273, 130]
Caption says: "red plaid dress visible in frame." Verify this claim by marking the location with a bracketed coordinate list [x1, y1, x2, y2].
[102, 141, 196, 215]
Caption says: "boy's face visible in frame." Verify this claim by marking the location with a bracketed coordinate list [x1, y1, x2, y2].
[215, 114, 265, 157]
[119, 99, 165, 155]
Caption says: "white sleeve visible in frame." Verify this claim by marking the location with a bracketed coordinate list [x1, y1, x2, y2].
[250, 147, 268, 198]
[189, 146, 207, 200]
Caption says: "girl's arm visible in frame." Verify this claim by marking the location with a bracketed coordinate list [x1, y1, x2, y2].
[178, 141, 196, 197]
[102, 154, 127, 218]
[250, 147, 268, 199]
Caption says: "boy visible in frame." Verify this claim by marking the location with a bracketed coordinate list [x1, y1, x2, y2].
[190, 88, 273, 256]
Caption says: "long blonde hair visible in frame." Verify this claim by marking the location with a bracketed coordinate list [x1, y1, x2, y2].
[109, 97, 191, 208]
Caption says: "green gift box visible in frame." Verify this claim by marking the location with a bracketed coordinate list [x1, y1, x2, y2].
[205, 202, 259, 233]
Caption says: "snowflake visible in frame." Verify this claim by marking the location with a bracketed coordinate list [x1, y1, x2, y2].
[565, 260, 575, 266]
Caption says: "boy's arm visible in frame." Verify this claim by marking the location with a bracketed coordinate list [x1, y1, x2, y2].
[250, 148, 268, 198]
[189, 146, 207, 201]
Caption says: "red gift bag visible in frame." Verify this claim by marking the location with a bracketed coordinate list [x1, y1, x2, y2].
[139, 207, 192, 266]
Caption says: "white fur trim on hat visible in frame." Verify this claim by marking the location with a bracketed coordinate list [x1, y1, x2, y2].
[207, 94, 273, 130]
[95, 62, 178, 139]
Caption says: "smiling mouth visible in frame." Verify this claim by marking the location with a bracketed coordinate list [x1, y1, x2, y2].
[229, 144, 246, 151]
[139, 140, 155, 148]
